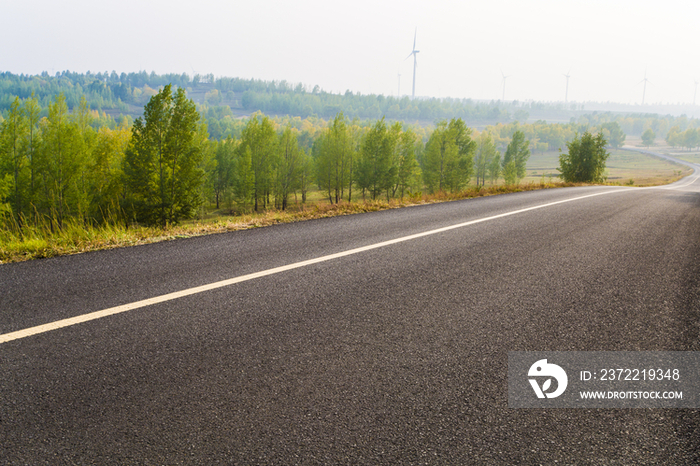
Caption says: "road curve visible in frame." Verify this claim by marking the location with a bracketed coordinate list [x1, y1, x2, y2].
[1, 159, 700, 464]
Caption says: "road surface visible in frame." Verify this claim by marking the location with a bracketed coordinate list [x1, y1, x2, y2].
[2, 155, 700, 464]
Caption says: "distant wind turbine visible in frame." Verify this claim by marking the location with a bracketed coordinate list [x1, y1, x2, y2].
[638, 70, 651, 105]
[405, 29, 420, 99]
[398, 73, 401, 98]
[564, 70, 571, 104]
[500, 70, 511, 101]
[694, 79, 698, 106]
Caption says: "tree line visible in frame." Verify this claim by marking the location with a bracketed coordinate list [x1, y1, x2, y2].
[5, 71, 698, 147]
[665, 126, 700, 150]
[1, 86, 540, 230]
[0, 94, 131, 229]
[486, 119, 625, 155]
[0, 71, 575, 127]
[578, 111, 700, 138]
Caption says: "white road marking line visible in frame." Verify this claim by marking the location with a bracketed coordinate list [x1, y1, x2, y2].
[0, 187, 638, 344]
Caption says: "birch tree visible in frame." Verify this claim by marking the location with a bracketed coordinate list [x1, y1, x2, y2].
[423, 118, 476, 193]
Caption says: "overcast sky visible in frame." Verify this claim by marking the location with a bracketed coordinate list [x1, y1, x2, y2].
[3, 0, 699, 105]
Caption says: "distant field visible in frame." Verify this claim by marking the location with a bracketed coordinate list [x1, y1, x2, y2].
[663, 152, 700, 165]
[521, 148, 691, 186]
[521, 150, 561, 182]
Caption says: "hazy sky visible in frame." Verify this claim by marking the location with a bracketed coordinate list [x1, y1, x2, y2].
[3, 0, 699, 105]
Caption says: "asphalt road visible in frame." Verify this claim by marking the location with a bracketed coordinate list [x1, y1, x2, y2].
[2, 157, 700, 464]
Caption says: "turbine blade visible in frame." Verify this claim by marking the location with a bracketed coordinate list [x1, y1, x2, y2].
[413, 28, 417, 50]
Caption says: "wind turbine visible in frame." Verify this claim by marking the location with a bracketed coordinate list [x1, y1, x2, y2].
[694, 79, 698, 106]
[564, 70, 571, 104]
[638, 70, 651, 105]
[406, 28, 419, 99]
[398, 73, 401, 98]
[500, 70, 511, 101]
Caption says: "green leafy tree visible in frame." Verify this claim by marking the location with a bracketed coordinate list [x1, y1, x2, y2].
[558, 131, 609, 183]
[73, 96, 97, 219]
[423, 118, 476, 193]
[474, 131, 498, 187]
[394, 127, 421, 197]
[313, 131, 333, 203]
[682, 128, 699, 151]
[502, 130, 530, 185]
[0, 173, 13, 221]
[275, 127, 302, 210]
[88, 125, 130, 222]
[502, 160, 517, 185]
[24, 94, 42, 217]
[124, 84, 206, 226]
[357, 118, 399, 200]
[298, 148, 313, 203]
[233, 146, 255, 212]
[211, 137, 236, 209]
[601, 122, 626, 149]
[37, 93, 87, 227]
[237, 113, 277, 211]
[0, 97, 28, 224]
[666, 126, 681, 148]
[314, 113, 354, 203]
[641, 128, 655, 148]
[488, 152, 501, 184]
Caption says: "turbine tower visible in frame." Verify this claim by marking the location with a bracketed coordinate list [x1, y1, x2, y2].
[501, 70, 511, 101]
[564, 70, 571, 104]
[694, 79, 698, 106]
[406, 29, 419, 99]
[639, 70, 651, 105]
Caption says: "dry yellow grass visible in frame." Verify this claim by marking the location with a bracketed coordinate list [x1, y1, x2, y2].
[2, 156, 691, 265]
[1, 181, 579, 264]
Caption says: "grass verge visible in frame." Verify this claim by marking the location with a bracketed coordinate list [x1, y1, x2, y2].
[0, 174, 682, 264]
